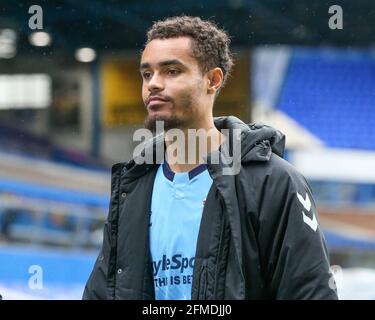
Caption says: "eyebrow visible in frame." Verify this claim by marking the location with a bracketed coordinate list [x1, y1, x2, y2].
[139, 59, 186, 71]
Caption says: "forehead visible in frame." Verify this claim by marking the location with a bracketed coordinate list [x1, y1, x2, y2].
[141, 37, 198, 67]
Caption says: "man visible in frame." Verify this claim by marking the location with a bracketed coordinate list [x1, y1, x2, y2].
[83, 16, 338, 300]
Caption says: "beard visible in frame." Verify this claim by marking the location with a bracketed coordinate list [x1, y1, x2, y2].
[144, 94, 195, 133]
[144, 114, 186, 133]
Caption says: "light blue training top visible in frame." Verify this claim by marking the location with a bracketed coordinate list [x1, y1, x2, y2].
[149, 161, 213, 300]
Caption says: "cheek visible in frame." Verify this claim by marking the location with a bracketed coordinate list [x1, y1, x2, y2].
[173, 86, 193, 103]
[141, 82, 147, 94]
[173, 79, 199, 99]
[141, 84, 148, 101]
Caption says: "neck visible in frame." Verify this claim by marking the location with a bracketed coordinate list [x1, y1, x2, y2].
[164, 118, 225, 173]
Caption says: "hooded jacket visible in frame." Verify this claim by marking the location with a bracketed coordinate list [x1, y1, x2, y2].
[83, 116, 338, 300]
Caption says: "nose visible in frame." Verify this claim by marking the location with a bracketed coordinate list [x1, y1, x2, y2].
[147, 73, 164, 93]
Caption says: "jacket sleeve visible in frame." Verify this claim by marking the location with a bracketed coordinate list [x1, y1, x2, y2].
[256, 159, 338, 300]
[82, 221, 111, 300]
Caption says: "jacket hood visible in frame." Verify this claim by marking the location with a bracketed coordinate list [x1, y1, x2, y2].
[212, 116, 285, 163]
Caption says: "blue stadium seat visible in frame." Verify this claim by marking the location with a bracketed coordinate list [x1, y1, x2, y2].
[277, 49, 375, 150]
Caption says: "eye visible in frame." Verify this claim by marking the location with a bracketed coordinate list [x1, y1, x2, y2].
[142, 71, 152, 80]
[167, 69, 180, 76]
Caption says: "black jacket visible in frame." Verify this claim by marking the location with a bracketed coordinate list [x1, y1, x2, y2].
[83, 116, 338, 300]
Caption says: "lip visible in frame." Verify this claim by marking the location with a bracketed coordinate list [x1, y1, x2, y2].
[148, 100, 167, 107]
[147, 97, 168, 106]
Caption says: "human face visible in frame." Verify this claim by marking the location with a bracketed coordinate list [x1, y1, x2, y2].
[140, 37, 208, 132]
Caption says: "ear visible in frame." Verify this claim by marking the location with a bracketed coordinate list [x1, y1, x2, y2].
[207, 68, 224, 94]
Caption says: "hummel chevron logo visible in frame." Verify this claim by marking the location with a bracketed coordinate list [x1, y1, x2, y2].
[297, 192, 311, 212]
[297, 192, 318, 232]
[302, 210, 318, 232]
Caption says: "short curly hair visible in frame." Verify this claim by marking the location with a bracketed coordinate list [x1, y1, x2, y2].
[145, 15, 234, 90]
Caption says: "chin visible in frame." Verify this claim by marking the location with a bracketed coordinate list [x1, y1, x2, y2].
[144, 114, 186, 132]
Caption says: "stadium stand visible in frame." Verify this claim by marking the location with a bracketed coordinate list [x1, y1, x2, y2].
[277, 49, 375, 150]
